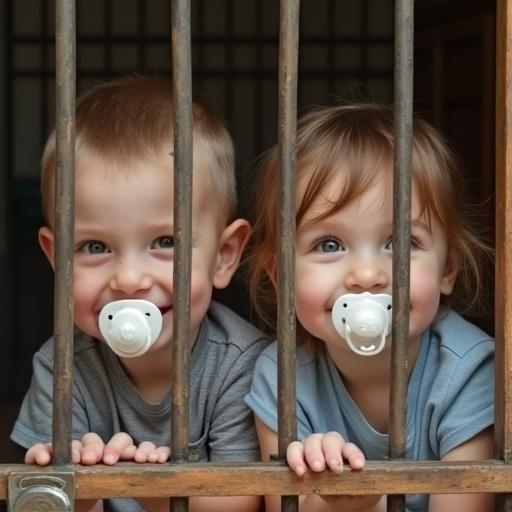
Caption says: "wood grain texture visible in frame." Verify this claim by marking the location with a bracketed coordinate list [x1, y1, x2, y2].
[2, 460, 512, 499]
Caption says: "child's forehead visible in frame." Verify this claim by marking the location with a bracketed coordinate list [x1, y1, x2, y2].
[297, 166, 432, 228]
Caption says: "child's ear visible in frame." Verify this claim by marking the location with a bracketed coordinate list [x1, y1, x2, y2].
[213, 218, 251, 289]
[440, 249, 459, 296]
[38, 226, 56, 270]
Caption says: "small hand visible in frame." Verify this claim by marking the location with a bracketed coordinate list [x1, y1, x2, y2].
[133, 441, 171, 463]
[286, 431, 366, 476]
[24, 432, 137, 466]
[25, 442, 55, 466]
[101, 432, 137, 465]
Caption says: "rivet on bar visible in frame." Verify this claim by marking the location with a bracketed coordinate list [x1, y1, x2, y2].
[388, 0, 414, 511]
[52, 0, 76, 467]
[277, 1, 300, 512]
[171, 0, 193, 511]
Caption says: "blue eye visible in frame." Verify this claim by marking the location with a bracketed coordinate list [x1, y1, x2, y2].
[315, 238, 344, 253]
[153, 236, 174, 249]
[81, 241, 109, 254]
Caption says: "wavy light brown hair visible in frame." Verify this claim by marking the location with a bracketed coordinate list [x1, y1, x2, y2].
[41, 74, 236, 227]
[246, 103, 490, 337]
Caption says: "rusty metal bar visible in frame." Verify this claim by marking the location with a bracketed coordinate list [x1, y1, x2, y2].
[388, 0, 414, 510]
[52, 0, 76, 466]
[495, 1, 512, 510]
[171, 0, 193, 510]
[277, 1, 300, 511]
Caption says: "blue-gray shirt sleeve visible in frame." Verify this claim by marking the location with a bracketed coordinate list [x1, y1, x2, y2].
[244, 348, 279, 433]
[245, 342, 314, 441]
[207, 337, 269, 462]
[11, 343, 90, 448]
[430, 339, 494, 457]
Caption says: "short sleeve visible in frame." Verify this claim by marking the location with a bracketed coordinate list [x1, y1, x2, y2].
[11, 347, 90, 448]
[434, 340, 494, 457]
[244, 350, 279, 434]
[208, 338, 268, 462]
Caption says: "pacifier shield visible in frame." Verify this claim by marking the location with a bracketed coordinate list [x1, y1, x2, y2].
[332, 292, 392, 356]
[99, 299, 162, 358]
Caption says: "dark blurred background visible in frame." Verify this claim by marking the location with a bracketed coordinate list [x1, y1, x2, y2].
[0, 0, 496, 463]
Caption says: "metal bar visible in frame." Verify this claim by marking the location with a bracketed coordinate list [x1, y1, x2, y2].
[52, 0, 76, 466]
[225, 0, 234, 125]
[104, 0, 112, 75]
[388, 0, 414, 510]
[2, 0, 14, 399]
[277, 0, 300, 461]
[2, 460, 512, 499]
[12, 34, 393, 45]
[41, 0, 49, 165]
[171, 0, 193, 510]
[495, 2, 512, 511]
[138, 0, 146, 69]
[277, 1, 300, 511]
[254, 0, 263, 154]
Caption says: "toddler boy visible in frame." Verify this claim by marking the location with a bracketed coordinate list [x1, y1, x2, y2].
[11, 75, 266, 512]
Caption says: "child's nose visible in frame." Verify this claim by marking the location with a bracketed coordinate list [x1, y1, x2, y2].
[344, 253, 389, 291]
[110, 262, 153, 295]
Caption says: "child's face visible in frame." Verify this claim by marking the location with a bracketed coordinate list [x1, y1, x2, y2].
[294, 174, 457, 354]
[40, 154, 245, 355]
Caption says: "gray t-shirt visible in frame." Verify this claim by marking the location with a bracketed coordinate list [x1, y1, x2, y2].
[12, 301, 268, 511]
[245, 309, 494, 511]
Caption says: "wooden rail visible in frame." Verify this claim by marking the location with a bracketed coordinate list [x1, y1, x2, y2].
[2, 461, 512, 499]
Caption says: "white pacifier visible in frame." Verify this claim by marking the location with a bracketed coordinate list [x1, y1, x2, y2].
[331, 292, 392, 356]
[98, 299, 163, 358]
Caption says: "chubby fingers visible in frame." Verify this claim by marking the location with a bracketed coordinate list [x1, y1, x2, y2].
[80, 432, 105, 465]
[103, 432, 136, 465]
[134, 441, 170, 463]
[341, 441, 366, 470]
[287, 432, 366, 477]
[303, 433, 329, 472]
[318, 432, 365, 472]
[25, 443, 53, 466]
[287, 440, 308, 476]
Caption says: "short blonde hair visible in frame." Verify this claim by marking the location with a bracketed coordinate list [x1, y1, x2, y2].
[247, 103, 490, 336]
[41, 75, 236, 226]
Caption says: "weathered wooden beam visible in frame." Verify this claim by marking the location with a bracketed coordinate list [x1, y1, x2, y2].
[2, 461, 512, 499]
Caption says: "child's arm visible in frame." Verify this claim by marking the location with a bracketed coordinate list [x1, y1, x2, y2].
[255, 417, 384, 512]
[429, 427, 494, 512]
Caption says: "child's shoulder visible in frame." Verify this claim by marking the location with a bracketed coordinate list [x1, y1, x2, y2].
[432, 309, 494, 358]
[206, 300, 269, 351]
[37, 329, 98, 362]
[256, 337, 319, 368]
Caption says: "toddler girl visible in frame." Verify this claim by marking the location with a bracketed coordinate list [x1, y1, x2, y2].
[244, 104, 494, 512]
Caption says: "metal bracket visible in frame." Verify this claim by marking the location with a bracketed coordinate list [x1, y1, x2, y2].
[8, 471, 75, 512]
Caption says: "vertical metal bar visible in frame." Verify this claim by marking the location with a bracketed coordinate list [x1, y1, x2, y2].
[42, 0, 49, 156]
[360, 0, 369, 91]
[277, 1, 300, 511]
[255, 0, 263, 154]
[52, 0, 76, 465]
[104, 0, 112, 75]
[2, 0, 14, 398]
[495, 1, 512, 510]
[138, 0, 146, 70]
[171, 0, 192, 510]
[388, 0, 413, 511]
[225, 0, 234, 126]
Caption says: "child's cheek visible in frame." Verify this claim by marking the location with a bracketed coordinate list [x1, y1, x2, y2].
[409, 272, 442, 332]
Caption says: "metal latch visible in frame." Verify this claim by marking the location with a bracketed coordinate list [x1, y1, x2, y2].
[8, 471, 74, 512]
